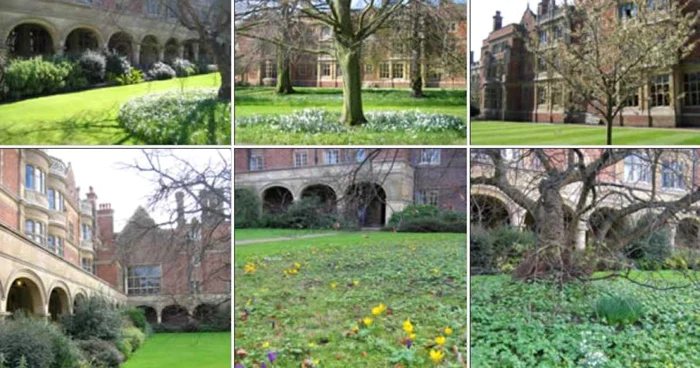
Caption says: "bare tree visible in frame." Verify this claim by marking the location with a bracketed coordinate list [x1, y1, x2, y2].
[471, 148, 700, 283]
[527, 0, 697, 144]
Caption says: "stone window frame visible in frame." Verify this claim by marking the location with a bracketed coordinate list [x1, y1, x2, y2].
[415, 189, 439, 207]
[379, 63, 390, 79]
[47, 235, 64, 257]
[651, 74, 671, 107]
[365, 64, 374, 75]
[392, 62, 404, 79]
[25, 219, 46, 245]
[324, 149, 340, 165]
[25, 164, 46, 193]
[294, 150, 308, 168]
[418, 149, 441, 165]
[81, 257, 95, 274]
[81, 223, 92, 240]
[661, 160, 685, 190]
[47, 188, 65, 212]
[321, 63, 332, 77]
[684, 72, 700, 107]
[249, 155, 264, 171]
[623, 154, 651, 184]
[126, 265, 162, 295]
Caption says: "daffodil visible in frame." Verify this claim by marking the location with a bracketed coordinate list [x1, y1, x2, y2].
[244, 263, 256, 274]
[363, 317, 373, 326]
[444, 327, 453, 335]
[371, 303, 387, 316]
[403, 319, 414, 334]
[429, 349, 444, 364]
[435, 336, 446, 346]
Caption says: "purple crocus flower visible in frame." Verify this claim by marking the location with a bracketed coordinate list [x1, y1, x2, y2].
[235, 365, 244, 368]
[268, 351, 277, 363]
[262, 364, 267, 368]
[406, 339, 412, 349]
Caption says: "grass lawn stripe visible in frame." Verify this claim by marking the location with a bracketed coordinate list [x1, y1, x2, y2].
[123, 332, 231, 368]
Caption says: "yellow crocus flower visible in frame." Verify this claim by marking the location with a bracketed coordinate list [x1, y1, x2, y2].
[429, 349, 444, 364]
[403, 319, 414, 334]
[444, 327, 453, 335]
[363, 317, 373, 326]
[435, 336, 446, 346]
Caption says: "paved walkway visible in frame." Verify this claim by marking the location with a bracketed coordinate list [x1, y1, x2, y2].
[235, 232, 338, 246]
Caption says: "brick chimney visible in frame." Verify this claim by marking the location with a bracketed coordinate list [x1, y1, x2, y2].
[493, 11, 503, 31]
[538, 0, 549, 16]
[97, 203, 114, 247]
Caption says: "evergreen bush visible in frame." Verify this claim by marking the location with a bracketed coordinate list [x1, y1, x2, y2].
[62, 296, 122, 342]
[77, 50, 106, 84]
[235, 188, 261, 228]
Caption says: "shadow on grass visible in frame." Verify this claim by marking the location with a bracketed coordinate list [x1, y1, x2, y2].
[0, 108, 135, 145]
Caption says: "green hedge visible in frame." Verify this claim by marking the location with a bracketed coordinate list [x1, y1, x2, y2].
[62, 296, 122, 342]
[235, 188, 261, 228]
[470, 224, 536, 274]
[387, 204, 466, 233]
[0, 315, 83, 368]
[259, 196, 338, 229]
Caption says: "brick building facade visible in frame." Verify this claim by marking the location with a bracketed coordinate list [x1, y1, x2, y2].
[0, 0, 214, 68]
[0, 149, 231, 327]
[235, 148, 466, 227]
[478, 0, 700, 127]
[235, 2, 468, 89]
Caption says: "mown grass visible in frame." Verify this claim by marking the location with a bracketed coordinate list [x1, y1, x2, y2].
[234, 87, 467, 145]
[235, 228, 337, 242]
[235, 231, 467, 367]
[123, 333, 231, 368]
[471, 121, 700, 145]
[471, 274, 700, 367]
[0, 73, 222, 145]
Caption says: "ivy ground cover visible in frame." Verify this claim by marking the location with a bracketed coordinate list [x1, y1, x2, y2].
[471, 273, 700, 367]
[235, 231, 467, 367]
[234, 88, 466, 145]
[123, 332, 231, 368]
[0, 73, 221, 144]
[471, 121, 700, 145]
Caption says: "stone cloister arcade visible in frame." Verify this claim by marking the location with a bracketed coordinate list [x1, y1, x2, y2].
[0, 3, 210, 67]
[470, 184, 700, 250]
[129, 294, 230, 327]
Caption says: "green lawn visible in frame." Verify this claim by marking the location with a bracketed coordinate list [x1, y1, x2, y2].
[235, 228, 336, 242]
[471, 274, 700, 367]
[471, 121, 700, 145]
[123, 332, 231, 368]
[234, 87, 467, 145]
[235, 231, 467, 367]
[0, 73, 221, 145]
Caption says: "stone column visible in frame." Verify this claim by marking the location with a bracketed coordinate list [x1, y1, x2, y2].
[193, 43, 200, 62]
[575, 219, 588, 251]
[132, 43, 141, 65]
[510, 209, 526, 229]
[317, 61, 322, 87]
[157, 309, 162, 324]
[158, 48, 165, 62]
[668, 220, 678, 249]
[177, 45, 184, 59]
[55, 40, 64, 56]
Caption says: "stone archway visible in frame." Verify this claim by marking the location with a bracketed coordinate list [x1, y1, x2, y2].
[6, 277, 45, 316]
[193, 303, 218, 325]
[164, 38, 179, 62]
[262, 186, 294, 214]
[470, 194, 511, 229]
[301, 184, 337, 213]
[182, 39, 198, 61]
[140, 35, 160, 67]
[64, 27, 100, 55]
[137, 305, 158, 324]
[73, 292, 87, 311]
[6, 23, 55, 57]
[345, 182, 387, 227]
[676, 217, 700, 249]
[588, 208, 632, 247]
[107, 31, 133, 60]
[162, 305, 189, 327]
[48, 287, 70, 321]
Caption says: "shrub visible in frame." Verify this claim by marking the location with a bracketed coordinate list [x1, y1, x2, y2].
[260, 197, 338, 229]
[75, 340, 123, 368]
[78, 50, 106, 84]
[171, 58, 197, 77]
[199, 63, 218, 74]
[118, 88, 231, 144]
[114, 339, 132, 360]
[0, 315, 82, 368]
[62, 296, 122, 342]
[595, 295, 644, 327]
[4, 57, 70, 98]
[121, 327, 145, 351]
[109, 67, 143, 86]
[470, 224, 536, 274]
[235, 188, 261, 228]
[104, 51, 131, 76]
[146, 61, 176, 80]
[122, 308, 148, 333]
[624, 214, 672, 269]
[387, 205, 467, 233]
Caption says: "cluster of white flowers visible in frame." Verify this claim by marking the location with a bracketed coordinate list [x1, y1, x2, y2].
[118, 88, 223, 143]
[580, 331, 609, 368]
[236, 108, 466, 134]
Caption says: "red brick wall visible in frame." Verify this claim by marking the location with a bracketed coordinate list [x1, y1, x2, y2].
[0, 149, 20, 229]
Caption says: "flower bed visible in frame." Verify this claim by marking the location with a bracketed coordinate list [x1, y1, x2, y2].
[118, 88, 231, 144]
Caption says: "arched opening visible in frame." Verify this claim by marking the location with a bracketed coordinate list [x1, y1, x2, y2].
[182, 40, 197, 61]
[262, 186, 294, 214]
[140, 35, 159, 67]
[345, 182, 387, 227]
[470, 194, 510, 229]
[73, 293, 87, 311]
[301, 184, 337, 213]
[107, 32, 133, 59]
[198, 42, 214, 65]
[64, 28, 99, 55]
[676, 218, 700, 249]
[48, 287, 70, 321]
[588, 208, 631, 248]
[138, 305, 158, 324]
[7, 278, 44, 316]
[164, 38, 179, 62]
[193, 303, 217, 325]
[161, 305, 189, 327]
[6, 23, 54, 58]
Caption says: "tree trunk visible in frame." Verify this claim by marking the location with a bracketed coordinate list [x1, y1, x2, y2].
[210, 38, 231, 101]
[275, 47, 294, 95]
[337, 43, 367, 125]
[409, 9, 423, 98]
